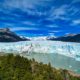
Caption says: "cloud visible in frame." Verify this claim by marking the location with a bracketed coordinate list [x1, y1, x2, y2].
[22, 21, 37, 26]
[0, 0, 52, 14]
[47, 24, 59, 28]
[48, 2, 80, 21]
[10, 27, 39, 31]
[1, 0, 38, 9]
[49, 30, 61, 33]
[69, 7, 80, 16]
[72, 0, 80, 3]
[48, 5, 68, 20]
[53, 5, 67, 16]
[71, 19, 80, 26]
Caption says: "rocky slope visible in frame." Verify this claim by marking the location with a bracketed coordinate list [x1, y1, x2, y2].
[0, 28, 30, 42]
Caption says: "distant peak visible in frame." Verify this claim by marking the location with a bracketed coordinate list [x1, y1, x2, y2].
[0, 28, 30, 42]
[65, 33, 76, 37]
[0, 28, 10, 32]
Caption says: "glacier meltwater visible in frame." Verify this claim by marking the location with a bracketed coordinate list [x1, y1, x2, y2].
[0, 41, 80, 74]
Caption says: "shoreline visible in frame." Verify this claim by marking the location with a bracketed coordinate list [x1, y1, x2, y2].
[68, 71, 80, 77]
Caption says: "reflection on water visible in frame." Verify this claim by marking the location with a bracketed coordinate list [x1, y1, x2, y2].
[26, 53, 80, 74]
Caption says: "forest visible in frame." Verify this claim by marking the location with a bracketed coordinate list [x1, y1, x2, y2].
[0, 54, 80, 80]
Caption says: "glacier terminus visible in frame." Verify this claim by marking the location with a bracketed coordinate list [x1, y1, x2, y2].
[0, 41, 80, 74]
[0, 41, 80, 61]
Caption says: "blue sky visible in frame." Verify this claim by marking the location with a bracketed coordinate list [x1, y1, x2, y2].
[0, 0, 80, 37]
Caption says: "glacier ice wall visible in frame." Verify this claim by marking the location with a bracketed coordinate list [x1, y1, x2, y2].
[0, 41, 80, 61]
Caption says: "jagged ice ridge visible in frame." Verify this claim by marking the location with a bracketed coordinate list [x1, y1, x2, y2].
[0, 41, 80, 61]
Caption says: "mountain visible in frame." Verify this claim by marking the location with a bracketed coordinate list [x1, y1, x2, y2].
[47, 34, 80, 42]
[0, 28, 30, 42]
[30, 36, 47, 41]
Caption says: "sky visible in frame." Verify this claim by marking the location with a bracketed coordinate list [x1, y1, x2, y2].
[0, 0, 80, 37]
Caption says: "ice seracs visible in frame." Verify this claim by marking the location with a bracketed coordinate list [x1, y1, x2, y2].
[30, 36, 47, 41]
[0, 41, 80, 61]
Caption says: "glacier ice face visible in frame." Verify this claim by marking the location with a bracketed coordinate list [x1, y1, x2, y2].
[0, 41, 80, 61]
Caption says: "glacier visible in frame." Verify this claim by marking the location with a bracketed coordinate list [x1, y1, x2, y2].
[0, 41, 80, 61]
[0, 41, 80, 74]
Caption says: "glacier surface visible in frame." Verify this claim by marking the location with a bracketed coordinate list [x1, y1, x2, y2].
[0, 41, 80, 61]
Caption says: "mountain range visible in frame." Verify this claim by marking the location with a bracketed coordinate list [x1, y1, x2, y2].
[47, 34, 80, 42]
[0, 28, 30, 42]
[0, 28, 80, 42]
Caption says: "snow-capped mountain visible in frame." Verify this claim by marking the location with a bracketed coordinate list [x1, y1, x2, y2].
[0, 41, 80, 61]
[30, 36, 47, 41]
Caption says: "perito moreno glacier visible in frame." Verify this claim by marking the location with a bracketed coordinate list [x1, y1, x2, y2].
[0, 41, 80, 61]
[0, 41, 80, 74]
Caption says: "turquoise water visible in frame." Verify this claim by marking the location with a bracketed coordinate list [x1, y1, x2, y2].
[26, 53, 80, 74]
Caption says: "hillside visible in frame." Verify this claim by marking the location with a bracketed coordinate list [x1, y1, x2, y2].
[0, 54, 80, 80]
[47, 34, 80, 42]
[0, 28, 30, 42]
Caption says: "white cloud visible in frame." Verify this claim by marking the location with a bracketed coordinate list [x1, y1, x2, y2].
[50, 5, 68, 18]
[71, 19, 80, 25]
[72, 0, 80, 3]
[22, 21, 36, 26]
[54, 6, 67, 16]
[10, 27, 39, 31]
[47, 24, 59, 28]
[3, 0, 38, 9]
[70, 7, 79, 16]
[49, 30, 61, 33]
[47, 5, 71, 21]
[2, 0, 51, 11]
[1, 0, 51, 17]
[48, 3, 80, 21]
